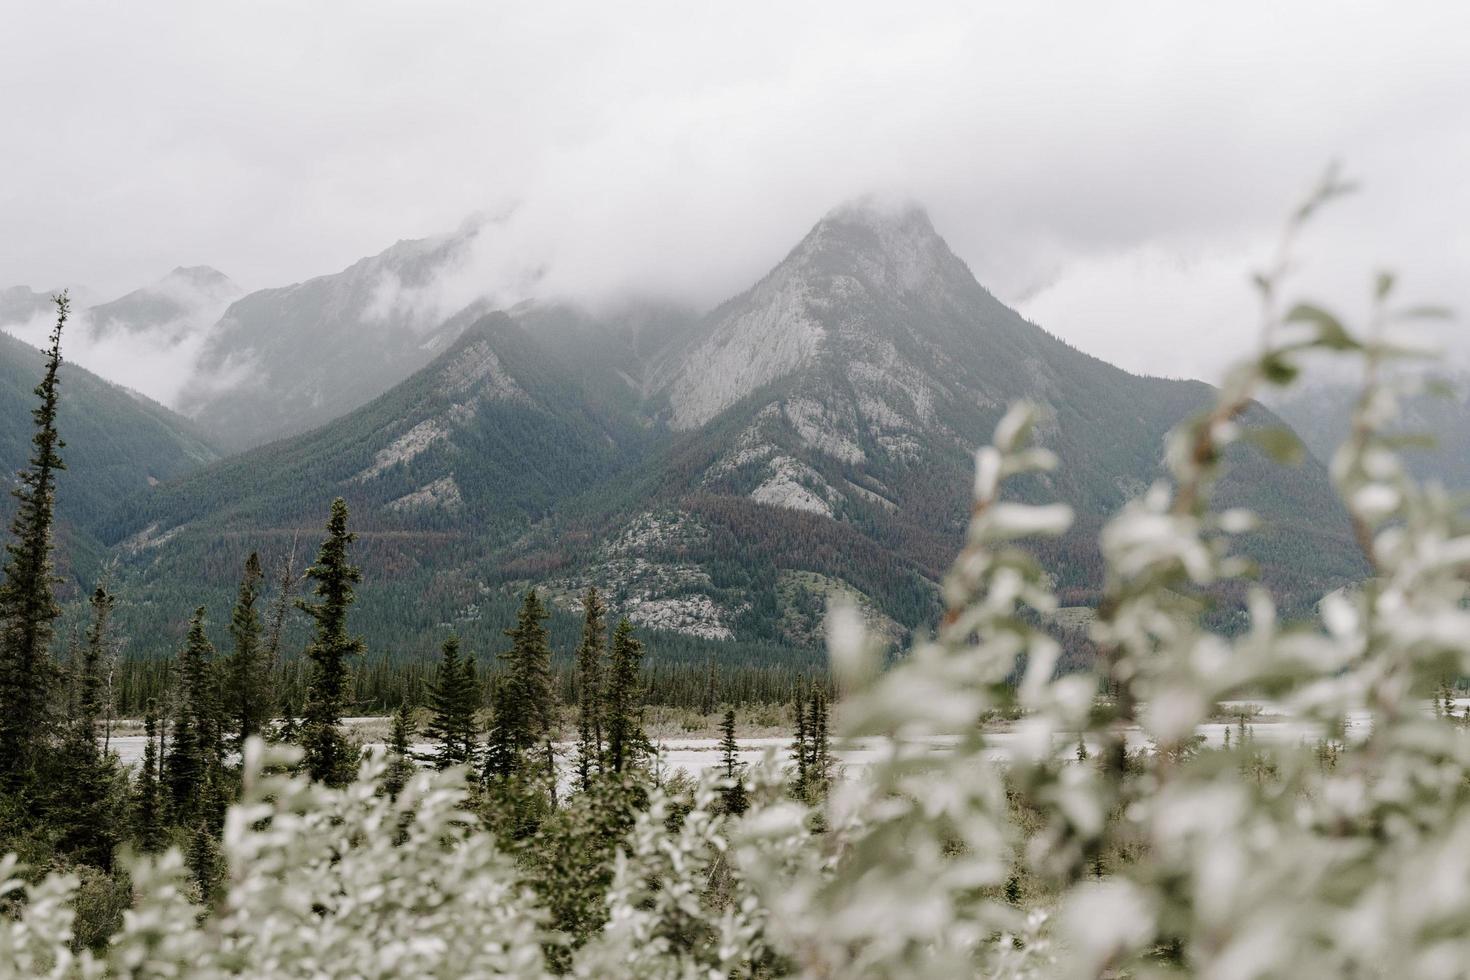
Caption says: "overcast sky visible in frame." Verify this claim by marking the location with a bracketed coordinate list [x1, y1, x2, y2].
[2, 0, 1466, 386]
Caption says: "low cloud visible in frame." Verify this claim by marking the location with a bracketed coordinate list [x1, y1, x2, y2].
[1, 1, 1465, 391]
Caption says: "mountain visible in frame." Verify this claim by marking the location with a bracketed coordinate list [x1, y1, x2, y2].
[84, 265, 242, 344]
[1269, 371, 1470, 490]
[176, 224, 489, 452]
[0, 285, 64, 329]
[0, 327, 219, 587]
[1, 269, 244, 407]
[101, 201, 1364, 661]
[513, 202, 1363, 644]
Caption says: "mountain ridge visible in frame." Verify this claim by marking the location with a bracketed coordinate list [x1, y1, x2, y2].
[95, 201, 1366, 661]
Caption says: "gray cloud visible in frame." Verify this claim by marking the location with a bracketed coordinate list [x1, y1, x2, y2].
[2, 0, 1465, 391]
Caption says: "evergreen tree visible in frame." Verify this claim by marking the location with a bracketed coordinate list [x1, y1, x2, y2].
[0, 293, 67, 784]
[275, 701, 300, 744]
[808, 688, 829, 800]
[134, 700, 164, 851]
[166, 608, 220, 824]
[719, 708, 747, 816]
[425, 636, 479, 770]
[483, 676, 517, 782]
[76, 585, 114, 746]
[498, 589, 555, 770]
[573, 586, 606, 787]
[790, 687, 809, 798]
[297, 498, 364, 785]
[43, 583, 125, 868]
[383, 705, 416, 799]
[604, 618, 645, 774]
[224, 551, 270, 749]
[186, 821, 223, 904]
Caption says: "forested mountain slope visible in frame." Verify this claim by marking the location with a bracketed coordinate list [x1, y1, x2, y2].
[0, 327, 219, 586]
[101, 202, 1365, 660]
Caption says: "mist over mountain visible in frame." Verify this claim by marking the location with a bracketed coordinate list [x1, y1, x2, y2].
[96, 200, 1362, 658]
[0, 267, 243, 405]
[1268, 369, 1470, 490]
[174, 223, 505, 452]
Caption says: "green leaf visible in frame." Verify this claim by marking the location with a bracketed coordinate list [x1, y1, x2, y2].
[1259, 353, 1299, 385]
[1284, 302, 1359, 350]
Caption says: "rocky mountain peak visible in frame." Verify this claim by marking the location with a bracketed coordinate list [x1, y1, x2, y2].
[791, 197, 957, 294]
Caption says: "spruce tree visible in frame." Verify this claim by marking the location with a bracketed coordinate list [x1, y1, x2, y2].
[297, 498, 364, 785]
[719, 708, 747, 816]
[790, 687, 809, 798]
[573, 586, 606, 787]
[483, 676, 517, 781]
[460, 654, 482, 773]
[77, 584, 114, 747]
[225, 551, 269, 748]
[604, 618, 645, 774]
[425, 636, 479, 770]
[0, 293, 67, 784]
[134, 700, 164, 851]
[166, 608, 220, 824]
[808, 688, 829, 800]
[46, 585, 125, 869]
[499, 589, 555, 768]
[384, 705, 416, 799]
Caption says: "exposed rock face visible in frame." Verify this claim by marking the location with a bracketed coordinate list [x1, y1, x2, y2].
[541, 511, 741, 641]
[749, 456, 838, 517]
[389, 476, 464, 513]
[355, 420, 450, 482]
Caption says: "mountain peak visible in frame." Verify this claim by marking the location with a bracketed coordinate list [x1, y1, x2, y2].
[791, 196, 956, 296]
[166, 265, 233, 286]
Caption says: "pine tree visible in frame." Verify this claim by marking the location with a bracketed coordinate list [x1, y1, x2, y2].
[790, 687, 809, 798]
[42, 583, 126, 867]
[224, 551, 269, 749]
[0, 293, 67, 784]
[166, 608, 220, 824]
[297, 498, 364, 785]
[498, 589, 555, 770]
[186, 821, 223, 904]
[384, 705, 416, 799]
[134, 700, 164, 851]
[604, 618, 645, 774]
[808, 688, 829, 800]
[425, 636, 479, 770]
[483, 676, 517, 781]
[461, 654, 482, 773]
[719, 708, 747, 816]
[573, 586, 606, 787]
[76, 585, 114, 747]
